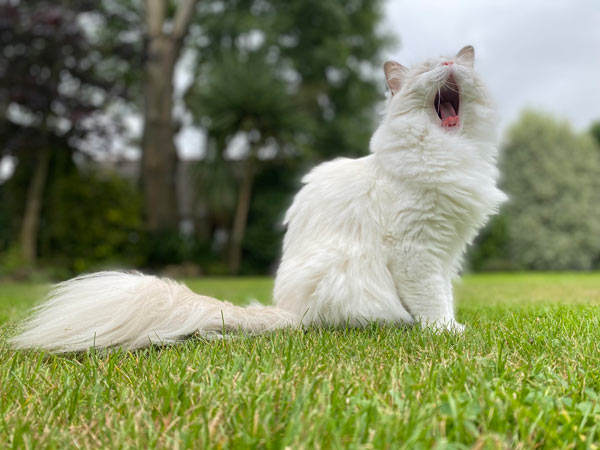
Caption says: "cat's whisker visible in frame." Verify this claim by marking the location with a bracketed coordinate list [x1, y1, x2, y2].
[442, 84, 461, 95]
[474, 83, 489, 100]
[463, 80, 489, 101]
[421, 83, 438, 110]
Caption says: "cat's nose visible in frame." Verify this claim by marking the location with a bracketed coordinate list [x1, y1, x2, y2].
[442, 61, 454, 66]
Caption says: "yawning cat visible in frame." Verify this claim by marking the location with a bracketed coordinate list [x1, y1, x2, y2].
[11, 46, 506, 352]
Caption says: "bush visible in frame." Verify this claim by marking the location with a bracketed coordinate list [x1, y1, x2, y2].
[467, 215, 514, 271]
[38, 170, 145, 275]
[473, 111, 600, 270]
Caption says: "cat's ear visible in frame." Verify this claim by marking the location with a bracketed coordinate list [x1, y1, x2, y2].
[456, 45, 475, 68]
[383, 61, 407, 95]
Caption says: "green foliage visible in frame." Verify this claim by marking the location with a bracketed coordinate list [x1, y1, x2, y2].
[2, 274, 600, 447]
[0, 0, 143, 273]
[499, 111, 600, 270]
[242, 158, 302, 273]
[590, 120, 600, 148]
[0, 0, 394, 275]
[141, 229, 206, 269]
[0, 147, 76, 276]
[467, 215, 513, 271]
[38, 169, 144, 275]
[0, 178, 24, 255]
[185, 0, 391, 273]
[189, 142, 238, 227]
[0, 246, 26, 278]
[186, 157, 303, 275]
[189, 53, 310, 147]
[191, 0, 391, 159]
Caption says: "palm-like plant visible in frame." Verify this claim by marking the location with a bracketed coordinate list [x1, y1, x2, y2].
[187, 52, 309, 273]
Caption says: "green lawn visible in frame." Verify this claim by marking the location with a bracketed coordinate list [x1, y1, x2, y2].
[1, 274, 600, 448]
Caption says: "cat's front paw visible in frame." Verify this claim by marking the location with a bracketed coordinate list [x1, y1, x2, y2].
[426, 319, 465, 334]
[448, 321, 465, 333]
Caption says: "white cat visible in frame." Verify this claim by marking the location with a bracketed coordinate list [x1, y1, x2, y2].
[10, 46, 506, 352]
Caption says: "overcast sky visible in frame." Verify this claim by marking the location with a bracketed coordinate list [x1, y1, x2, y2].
[383, 0, 600, 134]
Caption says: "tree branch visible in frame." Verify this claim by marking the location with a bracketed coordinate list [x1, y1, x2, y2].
[172, 0, 198, 40]
[146, 0, 165, 36]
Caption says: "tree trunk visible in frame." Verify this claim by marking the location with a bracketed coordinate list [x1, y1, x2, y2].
[228, 156, 256, 274]
[141, 0, 197, 232]
[141, 35, 180, 231]
[19, 148, 50, 264]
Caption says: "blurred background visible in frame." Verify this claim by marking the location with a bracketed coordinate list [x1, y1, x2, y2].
[0, 0, 599, 281]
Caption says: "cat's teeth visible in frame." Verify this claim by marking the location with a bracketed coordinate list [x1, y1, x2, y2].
[442, 115, 460, 128]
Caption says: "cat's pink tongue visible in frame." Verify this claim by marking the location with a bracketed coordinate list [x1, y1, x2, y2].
[439, 101, 459, 128]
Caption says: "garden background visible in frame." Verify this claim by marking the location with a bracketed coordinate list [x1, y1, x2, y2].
[1, 0, 599, 280]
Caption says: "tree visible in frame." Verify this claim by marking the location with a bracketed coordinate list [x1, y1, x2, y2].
[500, 111, 600, 270]
[141, 0, 198, 231]
[188, 53, 309, 273]
[186, 0, 392, 273]
[0, 0, 136, 265]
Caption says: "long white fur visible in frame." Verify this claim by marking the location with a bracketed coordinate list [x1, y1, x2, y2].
[11, 272, 297, 351]
[10, 47, 506, 352]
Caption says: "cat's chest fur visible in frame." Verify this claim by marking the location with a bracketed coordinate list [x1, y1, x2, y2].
[371, 123, 505, 267]
[380, 154, 496, 258]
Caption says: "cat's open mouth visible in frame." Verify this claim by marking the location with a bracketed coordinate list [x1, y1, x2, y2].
[434, 75, 460, 128]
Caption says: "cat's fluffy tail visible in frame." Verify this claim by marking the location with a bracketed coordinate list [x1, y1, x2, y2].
[10, 271, 299, 353]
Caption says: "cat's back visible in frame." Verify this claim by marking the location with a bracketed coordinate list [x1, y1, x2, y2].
[296, 156, 374, 201]
[282, 155, 383, 246]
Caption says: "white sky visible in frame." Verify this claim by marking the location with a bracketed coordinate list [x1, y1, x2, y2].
[383, 0, 600, 134]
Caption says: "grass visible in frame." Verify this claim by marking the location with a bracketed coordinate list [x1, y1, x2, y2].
[1, 273, 600, 449]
